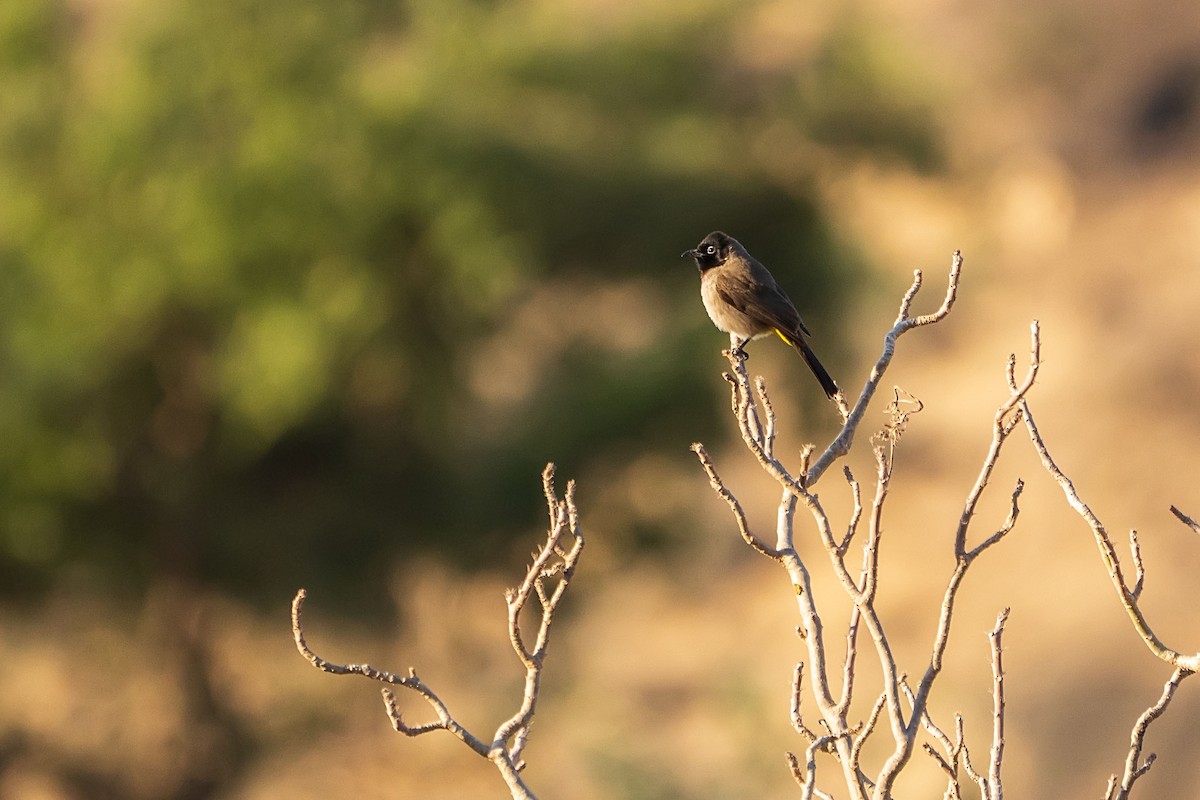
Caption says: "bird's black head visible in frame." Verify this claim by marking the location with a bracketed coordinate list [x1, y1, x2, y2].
[681, 231, 736, 272]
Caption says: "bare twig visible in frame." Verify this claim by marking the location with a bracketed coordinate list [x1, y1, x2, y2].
[839, 466, 864, 554]
[902, 677, 952, 756]
[1020, 359, 1200, 796]
[959, 712, 987, 797]
[788, 734, 840, 800]
[757, 375, 778, 459]
[291, 464, 583, 800]
[292, 590, 489, 752]
[987, 609, 1010, 800]
[1169, 505, 1200, 534]
[836, 550, 868, 718]
[807, 251, 963, 486]
[922, 740, 955, 782]
[860, 444, 889, 608]
[1128, 531, 1146, 601]
[849, 689, 888, 769]
[1106, 667, 1194, 799]
[786, 751, 837, 800]
[792, 662, 820, 743]
[901, 679, 970, 800]
[1022, 402, 1200, 672]
[691, 442, 781, 559]
[876, 324, 1038, 799]
[709, 353, 910, 777]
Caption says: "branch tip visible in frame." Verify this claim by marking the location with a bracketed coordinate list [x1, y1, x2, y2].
[1170, 505, 1200, 534]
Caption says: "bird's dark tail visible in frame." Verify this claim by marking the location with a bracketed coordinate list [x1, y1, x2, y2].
[778, 330, 839, 399]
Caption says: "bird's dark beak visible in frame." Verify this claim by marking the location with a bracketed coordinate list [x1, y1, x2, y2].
[681, 248, 698, 259]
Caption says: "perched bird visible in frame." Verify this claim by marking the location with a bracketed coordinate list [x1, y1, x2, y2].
[682, 231, 839, 398]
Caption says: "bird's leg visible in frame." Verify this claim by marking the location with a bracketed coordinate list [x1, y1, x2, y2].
[730, 336, 750, 361]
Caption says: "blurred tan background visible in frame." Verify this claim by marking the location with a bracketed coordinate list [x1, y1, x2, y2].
[2, 0, 1200, 797]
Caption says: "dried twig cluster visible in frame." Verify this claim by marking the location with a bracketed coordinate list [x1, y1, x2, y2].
[290, 249, 1197, 799]
[692, 251, 1197, 798]
[291, 464, 582, 800]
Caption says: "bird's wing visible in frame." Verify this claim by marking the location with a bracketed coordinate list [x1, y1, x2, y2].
[716, 273, 812, 338]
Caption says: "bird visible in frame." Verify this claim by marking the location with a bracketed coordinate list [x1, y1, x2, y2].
[682, 231, 839, 399]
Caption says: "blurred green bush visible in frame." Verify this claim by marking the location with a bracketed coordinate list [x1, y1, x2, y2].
[0, 0, 940, 608]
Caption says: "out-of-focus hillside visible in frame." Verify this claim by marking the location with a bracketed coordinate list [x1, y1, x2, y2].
[2, 0, 1200, 798]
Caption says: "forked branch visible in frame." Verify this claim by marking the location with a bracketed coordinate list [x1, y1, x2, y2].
[915, 610, 1011, 800]
[692, 251, 1042, 798]
[1022, 400, 1199, 796]
[291, 464, 583, 800]
[1104, 667, 1193, 800]
[1021, 404, 1200, 673]
[874, 325, 1038, 799]
[807, 250, 963, 485]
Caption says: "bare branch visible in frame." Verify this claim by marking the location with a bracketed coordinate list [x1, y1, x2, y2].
[859, 444, 889, 607]
[495, 465, 585, 753]
[723, 347, 766, 449]
[1108, 667, 1194, 799]
[791, 663, 821, 743]
[877, 324, 1038, 799]
[792, 735, 840, 800]
[849, 689, 888, 768]
[836, 573, 865, 718]
[966, 480, 1024, 560]
[922, 740, 955, 779]
[987, 608, 1010, 800]
[712, 353, 810, 499]
[807, 251, 963, 486]
[899, 677, 952, 756]
[900, 678, 972, 799]
[509, 722, 532, 772]
[292, 590, 491, 753]
[786, 751, 804, 785]
[896, 269, 926, 319]
[690, 442, 781, 559]
[839, 465, 864, 554]
[691, 258, 1200, 800]
[1128, 530, 1146, 601]
[720, 260, 993, 796]
[756, 375, 778, 459]
[799, 444, 815, 486]
[786, 752, 837, 800]
[1022, 401, 1200, 671]
[959, 711, 987, 796]
[955, 321, 1040, 557]
[1170, 505, 1200, 534]
[696, 366, 881, 799]
[291, 464, 583, 800]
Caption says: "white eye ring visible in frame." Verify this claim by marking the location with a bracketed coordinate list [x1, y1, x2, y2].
[705, 244, 716, 255]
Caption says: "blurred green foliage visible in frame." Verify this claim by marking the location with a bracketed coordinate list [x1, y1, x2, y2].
[0, 0, 940, 609]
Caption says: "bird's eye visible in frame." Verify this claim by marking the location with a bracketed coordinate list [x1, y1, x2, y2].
[705, 244, 716, 255]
